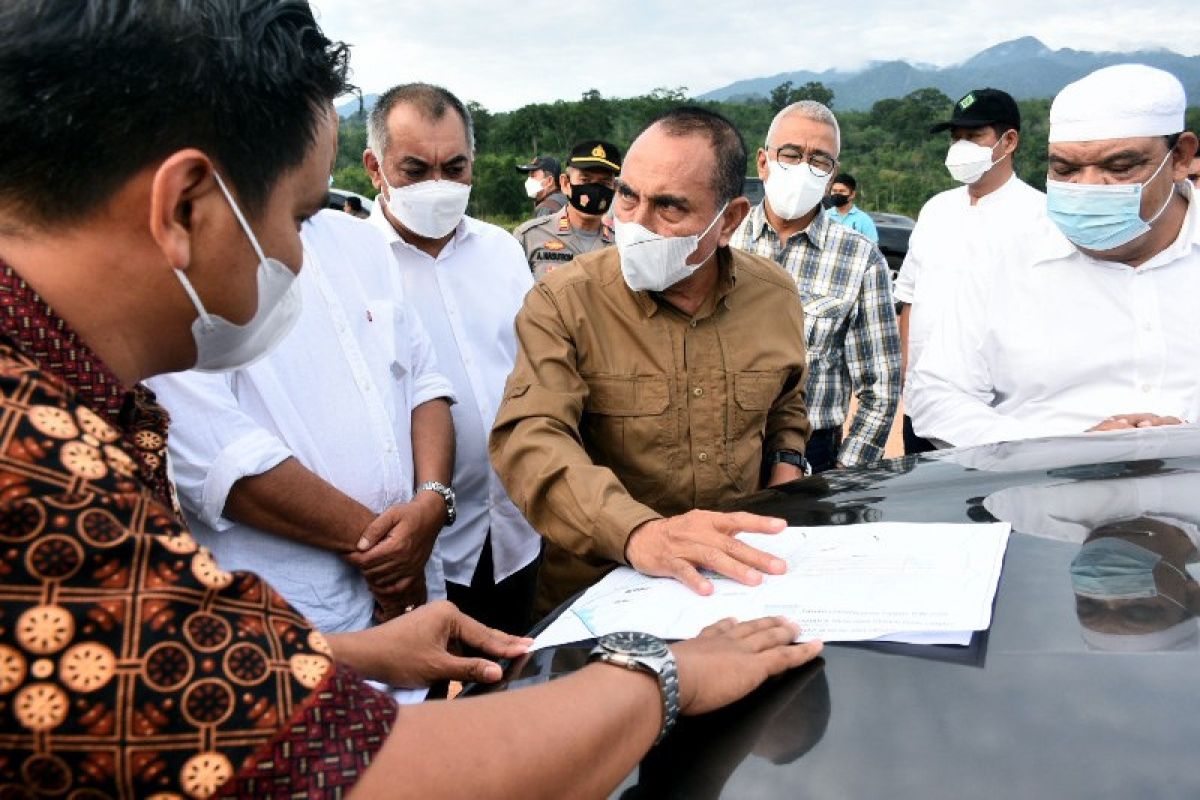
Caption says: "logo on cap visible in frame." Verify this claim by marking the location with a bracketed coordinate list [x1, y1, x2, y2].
[959, 93, 976, 110]
[591, 144, 607, 158]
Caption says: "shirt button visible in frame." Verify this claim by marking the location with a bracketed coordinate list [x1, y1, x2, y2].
[1142, 384, 1153, 394]
[1142, 322, 1153, 331]
[690, 320, 698, 328]
[692, 387, 703, 397]
[698, 452, 709, 463]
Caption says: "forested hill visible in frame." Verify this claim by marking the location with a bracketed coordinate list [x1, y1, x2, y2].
[334, 84, 1200, 223]
[698, 37, 1200, 110]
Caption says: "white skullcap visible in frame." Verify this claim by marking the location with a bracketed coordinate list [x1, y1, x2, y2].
[1049, 63, 1186, 143]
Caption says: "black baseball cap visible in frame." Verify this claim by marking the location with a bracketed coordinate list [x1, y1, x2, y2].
[516, 155, 561, 179]
[567, 139, 622, 173]
[929, 88, 1021, 133]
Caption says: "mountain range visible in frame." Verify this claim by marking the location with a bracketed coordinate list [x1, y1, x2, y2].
[697, 37, 1200, 109]
[337, 37, 1199, 118]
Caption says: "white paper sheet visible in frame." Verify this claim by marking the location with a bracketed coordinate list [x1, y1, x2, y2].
[532, 522, 1009, 650]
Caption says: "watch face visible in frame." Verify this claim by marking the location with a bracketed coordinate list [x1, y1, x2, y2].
[601, 631, 669, 658]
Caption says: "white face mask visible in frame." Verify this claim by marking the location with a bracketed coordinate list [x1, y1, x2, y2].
[614, 203, 728, 292]
[945, 137, 1008, 185]
[173, 172, 302, 373]
[764, 159, 831, 220]
[524, 176, 544, 199]
[381, 170, 471, 239]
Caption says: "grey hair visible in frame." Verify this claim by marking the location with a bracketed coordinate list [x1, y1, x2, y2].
[367, 82, 475, 159]
[766, 101, 841, 154]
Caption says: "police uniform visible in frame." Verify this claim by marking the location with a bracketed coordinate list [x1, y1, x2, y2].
[514, 140, 623, 279]
[533, 191, 569, 218]
[514, 206, 613, 279]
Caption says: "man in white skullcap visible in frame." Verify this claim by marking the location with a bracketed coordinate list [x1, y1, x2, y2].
[908, 64, 1200, 449]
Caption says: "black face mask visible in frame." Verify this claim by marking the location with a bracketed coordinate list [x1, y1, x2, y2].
[829, 193, 851, 208]
[568, 182, 615, 215]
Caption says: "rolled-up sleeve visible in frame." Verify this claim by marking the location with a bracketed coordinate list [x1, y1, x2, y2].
[489, 284, 661, 564]
[402, 300, 456, 409]
[147, 372, 292, 530]
[840, 249, 901, 466]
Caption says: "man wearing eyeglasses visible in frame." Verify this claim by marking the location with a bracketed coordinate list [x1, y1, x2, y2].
[730, 102, 900, 472]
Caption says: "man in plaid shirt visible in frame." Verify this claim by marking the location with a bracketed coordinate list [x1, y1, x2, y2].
[731, 101, 900, 470]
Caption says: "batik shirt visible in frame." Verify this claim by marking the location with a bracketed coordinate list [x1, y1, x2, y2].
[0, 263, 396, 798]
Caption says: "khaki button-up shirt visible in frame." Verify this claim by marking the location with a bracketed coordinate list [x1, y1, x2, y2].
[490, 245, 811, 614]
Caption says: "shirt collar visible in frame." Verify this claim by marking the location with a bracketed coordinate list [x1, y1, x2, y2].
[746, 201, 827, 251]
[0, 259, 177, 509]
[631, 247, 737, 319]
[367, 194, 476, 251]
[973, 174, 1023, 208]
[0, 261, 133, 424]
[1033, 180, 1199, 269]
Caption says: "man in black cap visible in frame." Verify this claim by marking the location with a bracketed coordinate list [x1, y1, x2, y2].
[893, 87, 1044, 453]
[516, 154, 568, 217]
[514, 139, 622, 278]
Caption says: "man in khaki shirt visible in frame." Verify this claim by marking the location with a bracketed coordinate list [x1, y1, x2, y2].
[491, 108, 812, 615]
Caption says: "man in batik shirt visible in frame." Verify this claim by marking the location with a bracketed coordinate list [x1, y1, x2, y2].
[0, 2, 821, 797]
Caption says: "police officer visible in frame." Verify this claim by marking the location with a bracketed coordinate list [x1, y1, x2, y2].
[516, 154, 568, 217]
[514, 139, 622, 279]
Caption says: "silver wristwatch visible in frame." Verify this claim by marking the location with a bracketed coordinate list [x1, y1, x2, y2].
[416, 480, 456, 526]
[588, 631, 679, 745]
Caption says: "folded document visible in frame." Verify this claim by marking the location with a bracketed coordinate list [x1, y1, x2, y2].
[532, 522, 1010, 650]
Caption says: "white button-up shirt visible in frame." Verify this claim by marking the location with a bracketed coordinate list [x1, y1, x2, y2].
[369, 202, 541, 585]
[894, 175, 1046, 380]
[148, 210, 456, 634]
[908, 184, 1200, 448]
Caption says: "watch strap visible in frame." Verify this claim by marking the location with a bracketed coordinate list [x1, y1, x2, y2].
[416, 480, 456, 526]
[589, 640, 679, 745]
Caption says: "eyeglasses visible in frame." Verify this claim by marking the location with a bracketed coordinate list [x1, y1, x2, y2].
[770, 145, 837, 177]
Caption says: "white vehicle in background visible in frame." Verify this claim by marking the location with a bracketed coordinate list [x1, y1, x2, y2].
[327, 187, 374, 215]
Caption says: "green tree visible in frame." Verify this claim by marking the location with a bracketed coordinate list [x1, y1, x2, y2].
[770, 80, 835, 112]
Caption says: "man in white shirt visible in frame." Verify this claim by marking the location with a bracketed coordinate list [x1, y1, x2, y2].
[147, 207, 457, 633]
[908, 64, 1200, 449]
[894, 88, 1044, 452]
[363, 83, 542, 634]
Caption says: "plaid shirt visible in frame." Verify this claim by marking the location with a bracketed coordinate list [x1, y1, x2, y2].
[730, 204, 900, 466]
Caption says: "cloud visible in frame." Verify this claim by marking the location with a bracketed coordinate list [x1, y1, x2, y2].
[313, 0, 1199, 111]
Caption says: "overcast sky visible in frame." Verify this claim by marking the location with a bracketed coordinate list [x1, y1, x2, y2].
[312, 0, 1199, 111]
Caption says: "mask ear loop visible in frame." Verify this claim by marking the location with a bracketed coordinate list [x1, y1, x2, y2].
[172, 171, 258, 334]
[212, 171, 270, 266]
[1142, 149, 1178, 227]
[173, 268, 214, 331]
[690, 201, 732, 269]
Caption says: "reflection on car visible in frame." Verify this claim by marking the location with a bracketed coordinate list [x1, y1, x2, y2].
[476, 426, 1200, 798]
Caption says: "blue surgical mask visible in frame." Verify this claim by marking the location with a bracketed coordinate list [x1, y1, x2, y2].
[1070, 536, 1188, 609]
[1045, 150, 1175, 252]
[1071, 537, 1162, 599]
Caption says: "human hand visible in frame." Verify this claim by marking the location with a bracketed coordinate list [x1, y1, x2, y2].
[369, 573, 427, 622]
[1087, 413, 1185, 432]
[671, 617, 823, 716]
[347, 493, 444, 581]
[328, 600, 533, 688]
[624, 510, 789, 595]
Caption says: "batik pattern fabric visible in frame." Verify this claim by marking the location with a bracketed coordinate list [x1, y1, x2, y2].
[0, 262, 396, 798]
